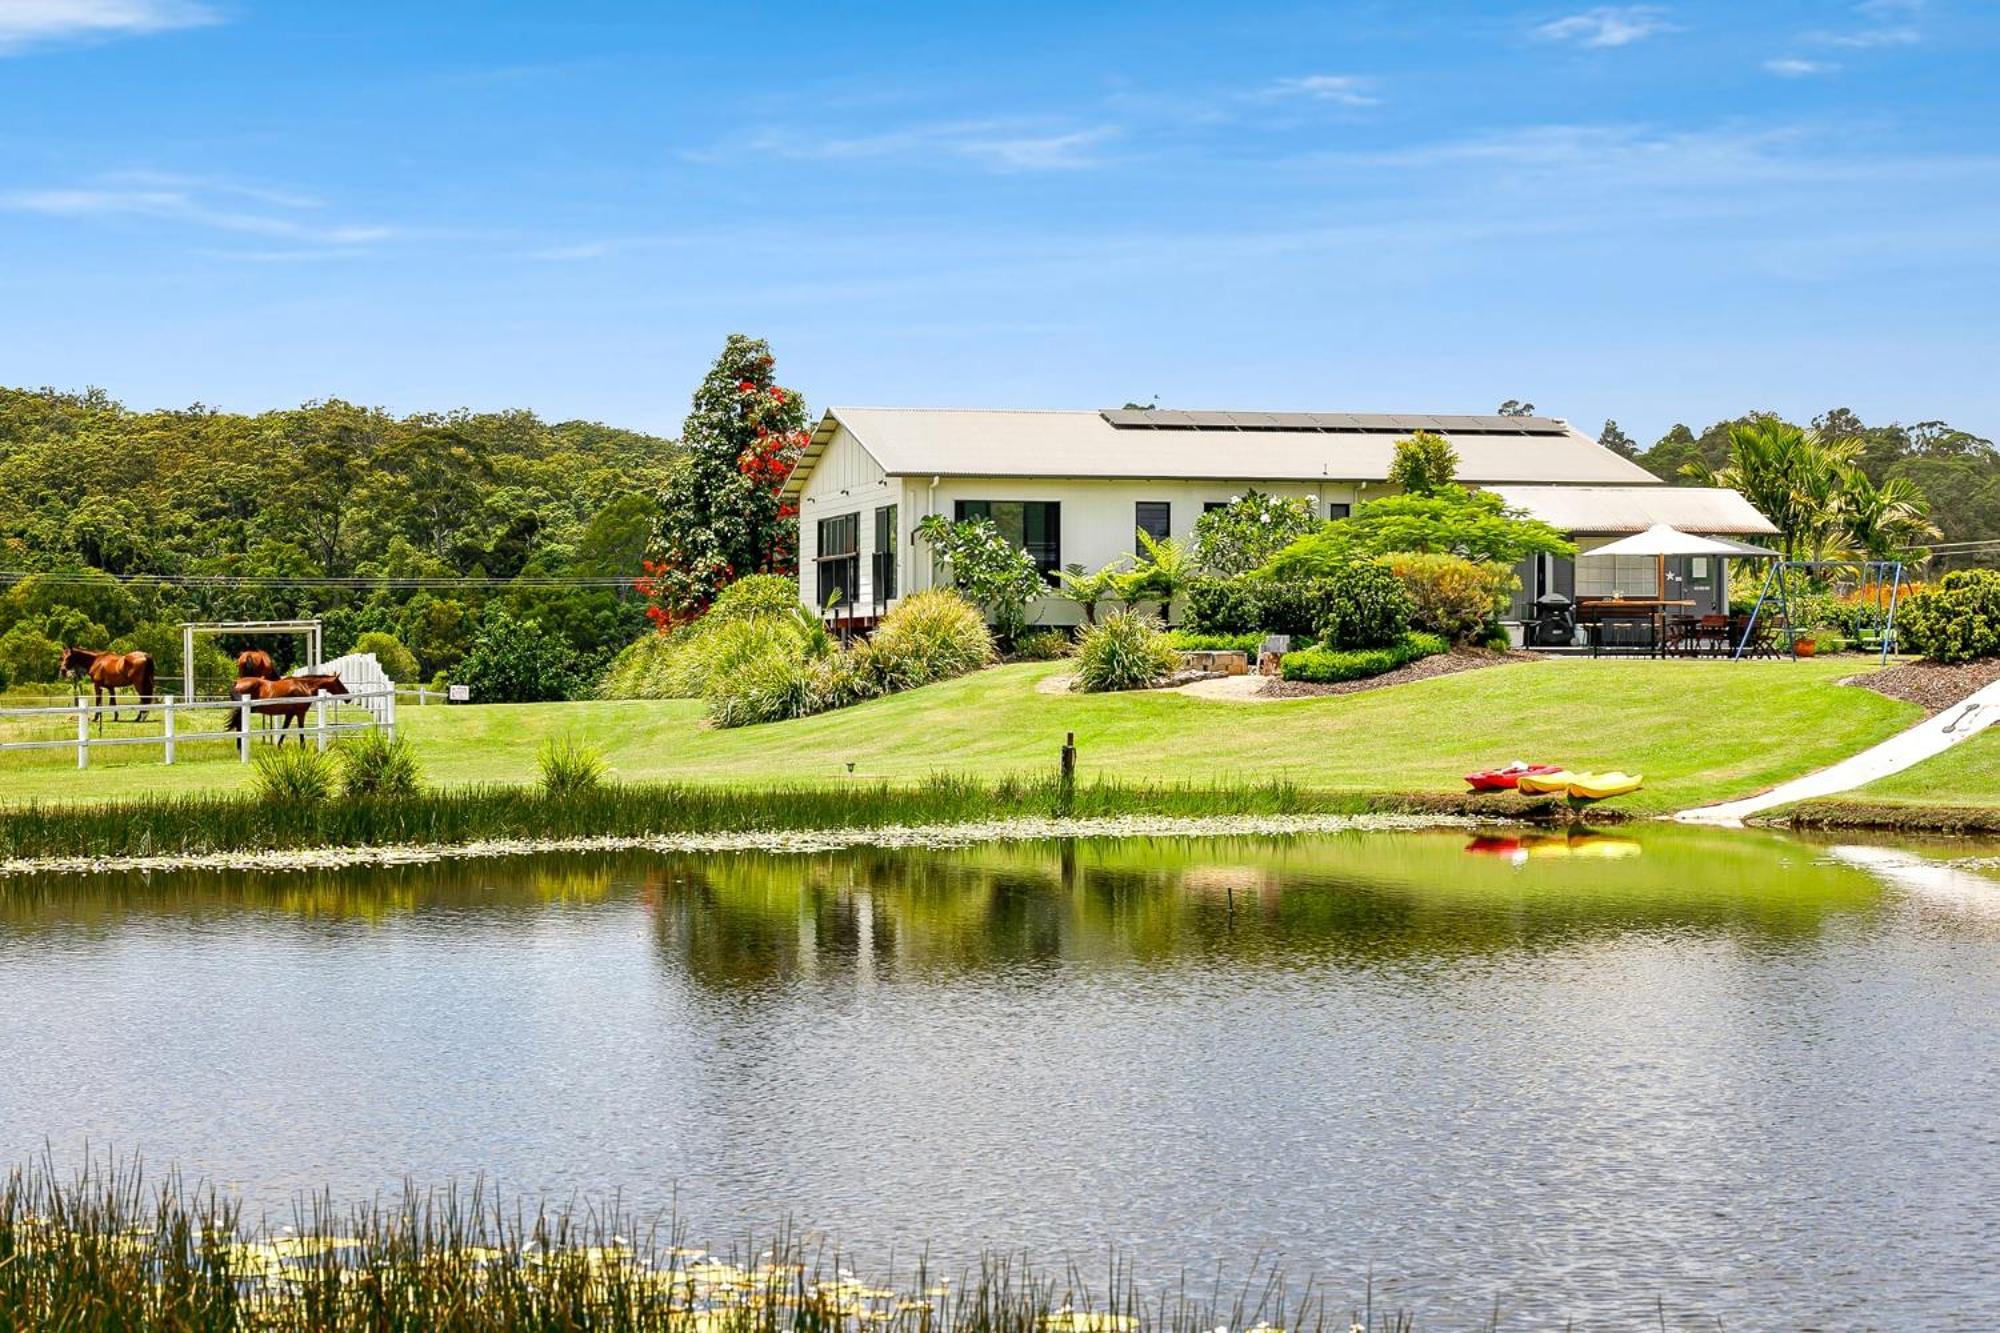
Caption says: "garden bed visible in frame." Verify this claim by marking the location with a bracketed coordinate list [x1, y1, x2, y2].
[1847, 658, 2000, 714]
[1261, 647, 1523, 699]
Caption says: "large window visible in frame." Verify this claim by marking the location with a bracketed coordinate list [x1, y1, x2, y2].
[954, 500, 1061, 577]
[873, 505, 898, 603]
[815, 513, 859, 610]
[1135, 501, 1171, 543]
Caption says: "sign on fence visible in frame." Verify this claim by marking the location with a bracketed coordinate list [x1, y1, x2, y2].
[448, 684, 470, 703]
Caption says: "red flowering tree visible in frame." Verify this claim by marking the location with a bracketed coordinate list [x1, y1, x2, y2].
[639, 334, 809, 628]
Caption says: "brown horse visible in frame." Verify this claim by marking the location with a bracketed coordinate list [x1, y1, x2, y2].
[59, 646, 157, 722]
[235, 650, 279, 681]
[225, 672, 350, 744]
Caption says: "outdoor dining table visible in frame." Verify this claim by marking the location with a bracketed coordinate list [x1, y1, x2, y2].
[1577, 599, 1697, 656]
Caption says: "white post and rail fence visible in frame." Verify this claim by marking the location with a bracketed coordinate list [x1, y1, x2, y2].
[0, 687, 395, 770]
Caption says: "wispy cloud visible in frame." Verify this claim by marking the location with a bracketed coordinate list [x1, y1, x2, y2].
[0, 0, 217, 54]
[1257, 74, 1379, 107]
[1764, 57, 1839, 77]
[0, 173, 394, 246]
[1808, 0, 1922, 49]
[1533, 6, 1676, 48]
[704, 120, 1118, 172]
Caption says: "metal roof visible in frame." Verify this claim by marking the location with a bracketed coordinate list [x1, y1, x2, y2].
[1487, 485, 1780, 536]
[783, 407, 1661, 497]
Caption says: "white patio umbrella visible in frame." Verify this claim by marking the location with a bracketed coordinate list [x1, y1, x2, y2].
[1579, 524, 1777, 599]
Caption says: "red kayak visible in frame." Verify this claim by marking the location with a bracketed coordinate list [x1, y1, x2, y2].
[1464, 761, 1563, 793]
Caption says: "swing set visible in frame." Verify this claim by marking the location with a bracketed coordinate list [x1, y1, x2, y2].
[1733, 560, 1908, 662]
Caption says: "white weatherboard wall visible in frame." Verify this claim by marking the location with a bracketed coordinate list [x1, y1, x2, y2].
[793, 427, 1364, 627]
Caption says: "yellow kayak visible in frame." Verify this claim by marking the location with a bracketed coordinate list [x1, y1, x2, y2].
[1514, 769, 1575, 796]
[1565, 771, 1644, 801]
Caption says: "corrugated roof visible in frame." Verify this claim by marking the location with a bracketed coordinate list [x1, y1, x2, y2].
[783, 407, 1661, 497]
[1488, 485, 1780, 535]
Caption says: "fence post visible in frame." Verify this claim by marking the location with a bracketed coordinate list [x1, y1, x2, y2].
[384, 687, 397, 739]
[238, 696, 251, 763]
[315, 695, 328, 753]
[164, 698, 176, 765]
[76, 699, 89, 770]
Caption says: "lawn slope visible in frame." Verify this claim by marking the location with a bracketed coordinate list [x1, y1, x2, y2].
[0, 657, 1917, 816]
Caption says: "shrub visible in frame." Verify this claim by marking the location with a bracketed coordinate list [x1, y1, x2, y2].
[1267, 488, 1573, 575]
[914, 515, 1047, 642]
[336, 729, 423, 798]
[0, 623, 63, 686]
[1898, 570, 2000, 663]
[251, 744, 336, 801]
[1014, 629, 1073, 660]
[458, 611, 582, 703]
[708, 573, 805, 623]
[1280, 631, 1446, 684]
[596, 631, 681, 699]
[1164, 630, 1265, 655]
[1184, 576, 1262, 636]
[1316, 560, 1412, 650]
[1192, 492, 1323, 576]
[1073, 611, 1180, 693]
[868, 589, 994, 688]
[352, 630, 420, 683]
[537, 734, 607, 797]
[706, 643, 819, 727]
[1384, 552, 1512, 644]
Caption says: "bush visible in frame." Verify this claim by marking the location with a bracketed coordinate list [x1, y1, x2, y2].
[867, 589, 994, 688]
[1250, 576, 1335, 639]
[352, 631, 420, 683]
[914, 515, 1048, 641]
[458, 611, 583, 703]
[596, 631, 680, 699]
[1184, 576, 1262, 636]
[251, 745, 336, 801]
[708, 573, 805, 623]
[1898, 570, 2000, 663]
[1164, 630, 1266, 655]
[1191, 492, 1323, 577]
[0, 623, 63, 686]
[1316, 560, 1412, 650]
[336, 729, 422, 798]
[1384, 552, 1511, 644]
[1073, 611, 1180, 693]
[1013, 629, 1073, 660]
[1280, 632, 1446, 683]
[706, 643, 819, 727]
[537, 734, 607, 797]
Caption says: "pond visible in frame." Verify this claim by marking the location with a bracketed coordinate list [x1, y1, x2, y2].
[3, 825, 1998, 1327]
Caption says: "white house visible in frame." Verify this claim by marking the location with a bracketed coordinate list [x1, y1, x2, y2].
[781, 407, 1778, 632]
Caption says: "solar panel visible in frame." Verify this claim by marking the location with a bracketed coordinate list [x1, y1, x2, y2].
[1098, 409, 1568, 435]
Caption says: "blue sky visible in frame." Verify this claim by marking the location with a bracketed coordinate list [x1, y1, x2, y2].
[2, 0, 1996, 444]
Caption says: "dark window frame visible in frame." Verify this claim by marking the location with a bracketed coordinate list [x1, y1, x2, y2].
[873, 504, 899, 604]
[815, 512, 860, 610]
[953, 499, 1062, 578]
[1135, 501, 1171, 543]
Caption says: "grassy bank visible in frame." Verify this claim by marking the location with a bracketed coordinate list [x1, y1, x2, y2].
[0, 658, 1916, 818]
[1783, 724, 2000, 830]
[0, 1161, 1376, 1333]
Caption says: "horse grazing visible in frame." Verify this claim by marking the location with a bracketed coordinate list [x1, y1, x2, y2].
[59, 646, 157, 722]
[235, 650, 279, 681]
[226, 673, 350, 745]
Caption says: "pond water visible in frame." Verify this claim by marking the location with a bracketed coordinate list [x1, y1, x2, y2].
[4, 826, 1999, 1327]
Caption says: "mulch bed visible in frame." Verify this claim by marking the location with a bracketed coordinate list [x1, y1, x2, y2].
[1259, 648, 1523, 699]
[1847, 658, 2000, 715]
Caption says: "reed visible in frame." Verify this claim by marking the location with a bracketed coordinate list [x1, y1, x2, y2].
[0, 775, 1393, 862]
[0, 1159, 1410, 1332]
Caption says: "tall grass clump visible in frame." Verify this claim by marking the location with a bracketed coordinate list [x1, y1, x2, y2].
[0, 1157, 1400, 1333]
[537, 735, 607, 799]
[336, 729, 423, 799]
[1073, 612, 1179, 693]
[600, 576, 828, 700]
[250, 744, 336, 801]
[868, 590, 995, 686]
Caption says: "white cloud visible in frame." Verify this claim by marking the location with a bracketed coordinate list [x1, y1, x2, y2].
[1534, 6, 1676, 47]
[1259, 74, 1379, 107]
[1809, 0, 1922, 48]
[0, 175, 393, 246]
[0, 0, 217, 53]
[713, 120, 1117, 172]
[1764, 57, 1839, 77]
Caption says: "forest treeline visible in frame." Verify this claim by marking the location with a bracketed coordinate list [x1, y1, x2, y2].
[0, 385, 680, 689]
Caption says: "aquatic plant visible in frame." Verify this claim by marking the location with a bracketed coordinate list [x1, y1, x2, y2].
[335, 729, 423, 799]
[251, 745, 337, 802]
[0, 1158, 1412, 1332]
[537, 734, 608, 799]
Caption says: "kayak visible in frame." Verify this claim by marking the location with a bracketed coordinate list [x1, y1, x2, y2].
[1565, 771, 1644, 801]
[1465, 761, 1563, 792]
[1513, 769, 1576, 797]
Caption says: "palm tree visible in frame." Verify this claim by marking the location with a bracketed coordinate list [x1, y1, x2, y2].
[1839, 470, 1940, 560]
[1682, 418, 1861, 562]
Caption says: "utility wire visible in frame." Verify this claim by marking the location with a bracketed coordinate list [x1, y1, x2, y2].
[0, 570, 641, 590]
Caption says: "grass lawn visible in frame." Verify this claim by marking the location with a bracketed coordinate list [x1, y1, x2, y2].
[0, 656, 1918, 816]
[1827, 726, 2000, 809]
